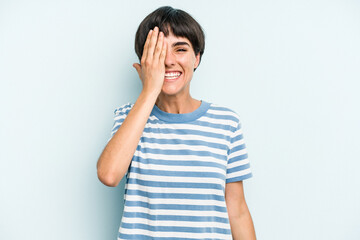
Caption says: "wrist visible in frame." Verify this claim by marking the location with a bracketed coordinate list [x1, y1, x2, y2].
[140, 87, 160, 101]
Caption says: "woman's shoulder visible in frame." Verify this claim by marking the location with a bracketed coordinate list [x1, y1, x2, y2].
[206, 101, 242, 123]
[113, 102, 134, 115]
[208, 102, 238, 113]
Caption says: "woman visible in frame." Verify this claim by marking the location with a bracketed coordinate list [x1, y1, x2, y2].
[97, 6, 256, 240]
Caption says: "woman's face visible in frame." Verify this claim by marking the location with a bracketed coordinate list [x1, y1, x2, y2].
[161, 32, 200, 97]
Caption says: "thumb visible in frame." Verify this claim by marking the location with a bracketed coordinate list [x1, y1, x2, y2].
[133, 63, 142, 80]
[133, 63, 141, 74]
[133, 63, 143, 83]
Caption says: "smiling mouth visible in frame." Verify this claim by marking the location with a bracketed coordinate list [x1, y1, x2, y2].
[164, 72, 182, 81]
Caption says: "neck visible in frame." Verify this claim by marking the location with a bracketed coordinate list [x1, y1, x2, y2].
[155, 93, 201, 114]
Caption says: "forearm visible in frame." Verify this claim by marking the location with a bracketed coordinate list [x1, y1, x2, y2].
[97, 89, 158, 186]
[97, 27, 165, 187]
[229, 208, 256, 240]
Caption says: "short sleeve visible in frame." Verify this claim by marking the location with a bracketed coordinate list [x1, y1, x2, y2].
[226, 122, 253, 183]
[106, 103, 133, 144]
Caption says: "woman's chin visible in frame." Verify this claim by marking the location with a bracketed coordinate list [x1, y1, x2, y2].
[160, 77, 190, 96]
[161, 85, 183, 96]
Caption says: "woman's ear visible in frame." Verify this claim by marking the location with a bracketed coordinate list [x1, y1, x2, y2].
[194, 53, 200, 71]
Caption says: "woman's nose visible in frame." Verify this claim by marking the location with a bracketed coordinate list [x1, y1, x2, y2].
[164, 49, 175, 67]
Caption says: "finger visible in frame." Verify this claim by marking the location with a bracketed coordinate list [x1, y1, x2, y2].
[153, 31, 164, 61]
[141, 29, 152, 63]
[159, 40, 167, 63]
[146, 26, 159, 61]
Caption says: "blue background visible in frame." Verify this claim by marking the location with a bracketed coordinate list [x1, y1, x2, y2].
[1, 0, 359, 239]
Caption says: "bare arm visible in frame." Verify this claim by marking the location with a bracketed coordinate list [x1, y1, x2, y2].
[97, 27, 167, 187]
[225, 181, 256, 240]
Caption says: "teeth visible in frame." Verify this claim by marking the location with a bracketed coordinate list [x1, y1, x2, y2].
[165, 75, 179, 79]
[165, 72, 181, 79]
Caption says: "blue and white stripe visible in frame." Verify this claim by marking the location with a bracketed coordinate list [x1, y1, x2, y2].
[108, 101, 252, 239]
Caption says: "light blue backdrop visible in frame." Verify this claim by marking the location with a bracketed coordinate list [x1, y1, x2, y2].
[1, 0, 359, 239]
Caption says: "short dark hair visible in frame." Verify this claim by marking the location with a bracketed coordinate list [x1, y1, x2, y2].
[135, 6, 205, 69]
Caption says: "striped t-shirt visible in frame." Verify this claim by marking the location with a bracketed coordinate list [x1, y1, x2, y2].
[108, 100, 252, 240]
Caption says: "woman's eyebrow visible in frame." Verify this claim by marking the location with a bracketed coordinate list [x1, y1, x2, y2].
[172, 42, 190, 47]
